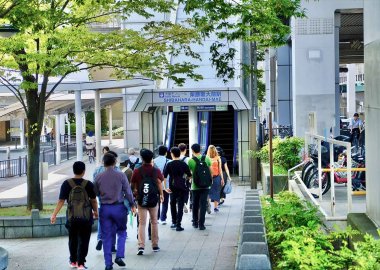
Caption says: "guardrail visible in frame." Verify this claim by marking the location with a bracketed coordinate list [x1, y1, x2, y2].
[288, 132, 357, 221]
[0, 143, 80, 178]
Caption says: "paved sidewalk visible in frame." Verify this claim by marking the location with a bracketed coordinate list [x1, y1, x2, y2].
[0, 139, 126, 206]
[1, 183, 248, 270]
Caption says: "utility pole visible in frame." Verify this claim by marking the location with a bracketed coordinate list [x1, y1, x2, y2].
[249, 41, 259, 189]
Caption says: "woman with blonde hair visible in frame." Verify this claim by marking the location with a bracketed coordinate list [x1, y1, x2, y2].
[207, 145, 224, 212]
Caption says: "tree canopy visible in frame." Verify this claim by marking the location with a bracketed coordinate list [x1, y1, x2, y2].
[0, 0, 202, 209]
[180, 0, 305, 99]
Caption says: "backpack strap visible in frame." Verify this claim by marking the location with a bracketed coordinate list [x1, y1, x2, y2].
[68, 179, 76, 189]
[134, 158, 140, 165]
[80, 179, 88, 188]
[201, 155, 206, 162]
[182, 156, 187, 162]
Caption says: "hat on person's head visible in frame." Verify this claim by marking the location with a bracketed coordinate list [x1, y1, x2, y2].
[216, 146, 224, 156]
[119, 154, 129, 168]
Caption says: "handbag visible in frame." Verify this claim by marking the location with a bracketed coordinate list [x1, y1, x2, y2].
[223, 179, 232, 194]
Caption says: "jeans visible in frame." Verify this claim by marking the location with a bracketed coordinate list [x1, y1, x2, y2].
[137, 205, 159, 249]
[68, 223, 92, 265]
[99, 204, 127, 267]
[192, 189, 209, 226]
[170, 190, 185, 226]
[160, 191, 170, 222]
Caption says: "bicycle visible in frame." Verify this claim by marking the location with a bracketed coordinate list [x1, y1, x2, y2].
[86, 144, 95, 163]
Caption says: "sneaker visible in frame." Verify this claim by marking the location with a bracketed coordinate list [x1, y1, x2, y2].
[207, 202, 211, 214]
[96, 239, 102, 251]
[69, 262, 78, 268]
[192, 222, 198, 229]
[115, 257, 126, 267]
[218, 200, 225, 206]
[170, 224, 176, 229]
[214, 208, 219, 213]
[105, 266, 113, 270]
[199, 225, 206, 230]
[176, 226, 184, 231]
[161, 220, 167, 225]
[137, 248, 144, 255]
[153, 246, 160, 252]
[183, 205, 188, 213]
[77, 265, 88, 270]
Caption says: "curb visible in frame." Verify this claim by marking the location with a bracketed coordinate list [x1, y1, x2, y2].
[235, 190, 271, 270]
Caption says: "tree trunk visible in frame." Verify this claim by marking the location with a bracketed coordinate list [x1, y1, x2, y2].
[27, 131, 42, 210]
[25, 90, 45, 210]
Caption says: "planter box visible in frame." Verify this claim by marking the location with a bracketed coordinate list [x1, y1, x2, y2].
[261, 163, 288, 195]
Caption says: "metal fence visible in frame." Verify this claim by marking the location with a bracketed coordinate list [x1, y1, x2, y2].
[0, 156, 27, 178]
[0, 143, 80, 178]
[263, 126, 293, 142]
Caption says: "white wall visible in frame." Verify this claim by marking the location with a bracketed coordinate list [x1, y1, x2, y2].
[364, 0, 380, 226]
[292, 0, 363, 136]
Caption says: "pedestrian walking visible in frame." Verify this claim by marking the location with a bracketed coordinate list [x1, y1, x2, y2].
[216, 146, 232, 206]
[154, 145, 171, 225]
[93, 150, 121, 252]
[207, 145, 224, 213]
[50, 161, 98, 270]
[126, 147, 142, 170]
[188, 143, 212, 230]
[131, 149, 164, 255]
[178, 143, 191, 213]
[94, 153, 136, 270]
[164, 147, 192, 231]
[349, 113, 363, 150]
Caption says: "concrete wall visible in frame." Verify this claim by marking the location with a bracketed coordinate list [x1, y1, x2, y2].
[364, 0, 380, 226]
[291, 0, 363, 136]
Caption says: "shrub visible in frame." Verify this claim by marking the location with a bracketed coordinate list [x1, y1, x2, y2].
[248, 137, 304, 172]
[262, 191, 380, 270]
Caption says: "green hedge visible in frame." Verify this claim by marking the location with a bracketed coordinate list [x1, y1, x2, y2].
[262, 192, 380, 269]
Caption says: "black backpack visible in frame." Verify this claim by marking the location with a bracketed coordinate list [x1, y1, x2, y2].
[128, 158, 140, 170]
[137, 167, 159, 207]
[192, 155, 212, 188]
[67, 179, 92, 225]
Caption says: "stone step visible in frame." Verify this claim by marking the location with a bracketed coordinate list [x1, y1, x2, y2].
[241, 242, 269, 256]
[242, 223, 264, 233]
[241, 232, 265, 243]
[237, 254, 271, 270]
[243, 216, 263, 224]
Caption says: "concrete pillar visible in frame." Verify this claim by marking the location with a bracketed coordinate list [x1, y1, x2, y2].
[139, 111, 153, 150]
[66, 114, 71, 144]
[365, 0, 380, 226]
[346, 64, 356, 117]
[123, 88, 127, 150]
[59, 114, 65, 139]
[82, 112, 86, 134]
[75, 91, 83, 161]
[94, 90, 101, 165]
[55, 115, 61, 165]
[19, 119, 25, 148]
[188, 106, 198, 157]
[108, 105, 113, 145]
[238, 110, 250, 182]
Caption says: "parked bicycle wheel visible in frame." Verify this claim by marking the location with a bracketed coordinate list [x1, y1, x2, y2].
[307, 170, 331, 196]
[301, 161, 313, 181]
[302, 162, 317, 186]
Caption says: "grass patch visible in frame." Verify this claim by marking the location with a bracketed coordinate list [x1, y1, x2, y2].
[0, 204, 65, 217]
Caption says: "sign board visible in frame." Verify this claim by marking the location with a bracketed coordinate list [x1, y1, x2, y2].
[159, 91, 222, 103]
[172, 105, 228, 112]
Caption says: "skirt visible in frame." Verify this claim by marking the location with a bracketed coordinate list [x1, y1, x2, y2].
[209, 175, 222, 202]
